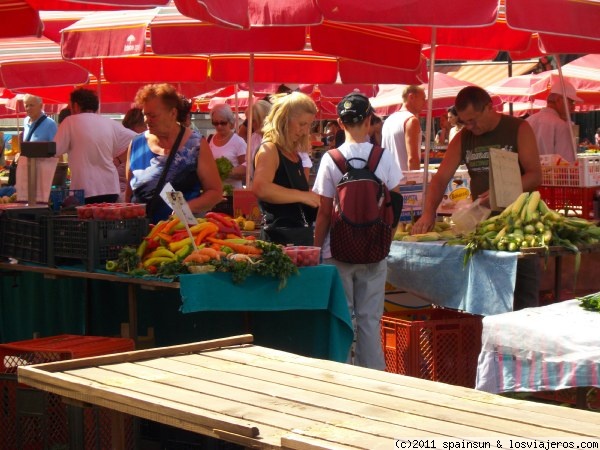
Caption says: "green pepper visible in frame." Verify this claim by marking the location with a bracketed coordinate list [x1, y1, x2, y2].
[105, 260, 118, 272]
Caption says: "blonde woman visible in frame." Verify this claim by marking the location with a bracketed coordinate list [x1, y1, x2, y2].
[253, 92, 320, 245]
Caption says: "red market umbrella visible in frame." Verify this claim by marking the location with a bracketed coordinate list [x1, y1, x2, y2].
[28, 0, 168, 9]
[60, 4, 424, 73]
[488, 56, 600, 110]
[0, 37, 89, 91]
[371, 73, 503, 117]
[0, 0, 41, 38]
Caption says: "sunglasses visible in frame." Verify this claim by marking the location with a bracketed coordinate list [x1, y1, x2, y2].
[212, 121, 229, 127]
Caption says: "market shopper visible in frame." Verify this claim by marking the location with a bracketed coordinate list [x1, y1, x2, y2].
[526, 81, 582, 163]
[126, 83, 222, 223]
[13, 94, 58, 194]
[252, 92, 319, 244]
[381, 85, 426, 172]
[208, 103, 247, 189]
[116, 107, 147, 201]
[412, 86, 542, 310]
[55, 88, 136, 204]
[313, 93, 402, 370]
[447, 106, 463, 143]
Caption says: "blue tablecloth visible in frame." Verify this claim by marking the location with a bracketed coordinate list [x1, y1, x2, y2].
[387, 241, 518, 316]
[179, 265, 354, 363]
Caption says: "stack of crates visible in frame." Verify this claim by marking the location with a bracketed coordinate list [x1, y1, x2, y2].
[0, 334, 135, 449]
[539, 154, 600, 219]
[380, 308, 483, 388]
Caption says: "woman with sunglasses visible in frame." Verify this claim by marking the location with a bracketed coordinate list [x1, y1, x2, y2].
[208, 104, 247, 189]
[126, 83, 222, 223]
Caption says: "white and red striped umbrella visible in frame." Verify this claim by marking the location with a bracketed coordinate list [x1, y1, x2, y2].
[60, 3, 425, 81]
[371, 73, 503, 117]
[488, 54, 600, 109]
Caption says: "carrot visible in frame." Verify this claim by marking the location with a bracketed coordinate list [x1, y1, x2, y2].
[206, 237, 262, 255]
[197, 247, 221, 260]
[194, 222, 219, 246]
[162, 217, 180, 235]
[183, 252, 211, 264]
[157, 232, 173, 243]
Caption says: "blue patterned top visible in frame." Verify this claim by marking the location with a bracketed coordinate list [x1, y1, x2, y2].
[130, 129, 203, 222]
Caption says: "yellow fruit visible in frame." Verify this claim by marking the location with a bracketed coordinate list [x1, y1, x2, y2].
[243, 220, 256, 231]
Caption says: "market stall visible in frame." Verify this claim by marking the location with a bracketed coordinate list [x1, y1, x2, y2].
[18, 335, 600, 449]
[476, 298, 600, 408]
[0, 262, 352, 362]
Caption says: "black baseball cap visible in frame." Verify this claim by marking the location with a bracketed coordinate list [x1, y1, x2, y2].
[337, 93, 373, 124]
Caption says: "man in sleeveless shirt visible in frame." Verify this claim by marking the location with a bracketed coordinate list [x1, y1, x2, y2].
[413, 86, 543, 311]
[381, 85, 426, 173]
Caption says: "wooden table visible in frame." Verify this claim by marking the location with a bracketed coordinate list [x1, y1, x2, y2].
[18, 335, 600, 450]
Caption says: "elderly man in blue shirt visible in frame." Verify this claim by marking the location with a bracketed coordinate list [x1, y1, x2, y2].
[14, 94, 59, 201]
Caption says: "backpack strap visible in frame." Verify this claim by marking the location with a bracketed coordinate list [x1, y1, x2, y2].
[366, 145, 385, 173]
[328, 148, 349, 174]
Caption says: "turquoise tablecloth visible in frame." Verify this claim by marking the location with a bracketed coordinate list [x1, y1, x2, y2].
[387, 241, 518, 316]
[179, 265, 354, 363]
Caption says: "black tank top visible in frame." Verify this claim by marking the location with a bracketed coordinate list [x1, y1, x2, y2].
[260, 147, 317, 226]
[460, 114, 523, 199]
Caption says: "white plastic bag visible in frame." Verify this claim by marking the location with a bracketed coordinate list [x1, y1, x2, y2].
[450, 198, 491, 234]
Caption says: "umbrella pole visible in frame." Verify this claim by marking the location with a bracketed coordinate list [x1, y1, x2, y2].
[554, 55, 578, 161]
[245, 54, 255, 188]
[422, 27, 436, 208]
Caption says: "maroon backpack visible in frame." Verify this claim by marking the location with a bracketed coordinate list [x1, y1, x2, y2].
[328, 145, 395, 264]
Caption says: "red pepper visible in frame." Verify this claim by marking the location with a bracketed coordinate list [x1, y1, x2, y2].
[144, 238, 160, 250]
[206, 217, 238, 235]
[171, 230, 189, 242]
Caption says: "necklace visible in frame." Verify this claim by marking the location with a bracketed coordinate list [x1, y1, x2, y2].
[213, 133, 232, 145]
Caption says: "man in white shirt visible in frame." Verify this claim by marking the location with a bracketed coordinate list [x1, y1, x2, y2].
[55, 88, 136, 203]
[381, 85, 426, 173]
[526, 80, 582, 163]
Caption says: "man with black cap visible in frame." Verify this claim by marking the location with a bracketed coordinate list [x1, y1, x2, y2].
[313, 93, 402, 370]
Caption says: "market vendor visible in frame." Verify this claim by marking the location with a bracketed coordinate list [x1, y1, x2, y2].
[412, 86, 543, 310]
[126, 83, 222, 223]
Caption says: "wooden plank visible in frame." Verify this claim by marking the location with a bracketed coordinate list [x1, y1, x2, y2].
[18, 366, 265, 441]
[281, 434, 363, 450]
[137, 356, 519, 441]
[0, 262, 180, 288]
[231, 345, 598, 421]
[102, 359, 468, 439]
[16, 335, 253, 373]
[202, 347, 600, 436]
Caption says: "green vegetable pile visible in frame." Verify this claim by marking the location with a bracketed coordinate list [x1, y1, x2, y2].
[577, 292, 600, 312]
[215, 156, 233, 180]
[450, 191, 600, 275]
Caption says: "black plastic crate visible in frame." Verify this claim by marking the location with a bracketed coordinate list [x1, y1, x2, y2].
[48, 217, 149, 271]
[0, 216, 49, 264]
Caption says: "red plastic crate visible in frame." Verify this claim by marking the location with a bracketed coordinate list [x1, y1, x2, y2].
[0, 335, 135, 450]
[381, 308, 483, 388]
[538, 185, 597, 219]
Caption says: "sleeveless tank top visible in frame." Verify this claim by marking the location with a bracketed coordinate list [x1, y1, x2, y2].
[460, 114, 523, 199]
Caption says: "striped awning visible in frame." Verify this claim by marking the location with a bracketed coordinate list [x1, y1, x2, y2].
[437, 61, 539, 89]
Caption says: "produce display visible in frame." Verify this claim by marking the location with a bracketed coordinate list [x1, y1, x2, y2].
[283, 246, 321, 267]
[105, 211, 299, 289]
[453, 191, 600, 260]
[577, 292, 600, 312]
[76, 203, 146, 220]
